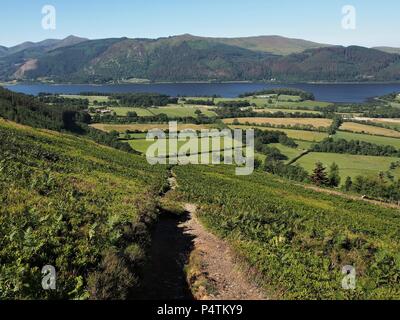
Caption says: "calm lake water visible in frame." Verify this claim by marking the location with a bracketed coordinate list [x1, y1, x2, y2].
[6, 82, 400, 103]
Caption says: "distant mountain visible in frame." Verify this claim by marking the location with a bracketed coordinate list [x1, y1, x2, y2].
[205, 35, 330, 55]
[1, 35, 399, 83]
[374, 46, 400, 55]
[162, 34, 330, 55]
[0, 46, 7, 57]
[0, 35, 88, 57]
[267, 46, 400, 82]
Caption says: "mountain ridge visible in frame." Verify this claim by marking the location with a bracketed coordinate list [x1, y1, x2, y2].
[1, 35, 400, 83]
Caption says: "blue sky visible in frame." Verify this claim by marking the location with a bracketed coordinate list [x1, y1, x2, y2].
[1, 0, 399, 47]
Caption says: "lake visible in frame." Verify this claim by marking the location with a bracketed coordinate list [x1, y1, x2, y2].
[5, 82, 400, 103]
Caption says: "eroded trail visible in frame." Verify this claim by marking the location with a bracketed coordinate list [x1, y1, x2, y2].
[136, 211, 195, 300]
[182, 203, 266, 300]
[138, 173, 266, 300]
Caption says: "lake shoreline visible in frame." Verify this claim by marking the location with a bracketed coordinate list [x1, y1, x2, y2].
[5, 82, 400, 103]
[4, 80, 400, 86]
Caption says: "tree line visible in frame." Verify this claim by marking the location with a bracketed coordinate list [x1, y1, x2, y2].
[311, 138, 400, 157]
[0, 87, 133, 153]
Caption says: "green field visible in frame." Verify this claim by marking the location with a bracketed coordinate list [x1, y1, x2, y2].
[256, 108, 322, 114]
[341, 122, 400, 138]
[128, 136, 238, 156]
[270, 142, 311, 163]
[111, 105, 217, 117]
[228, 124, 328, 142]
[295, 152, 399, 180]
[61, 94, 110, 105]
[174, 164, 400, 299]
[91, 123, 211, 133]
[335, 131, 400, 148]
[184, 96, 332, 109]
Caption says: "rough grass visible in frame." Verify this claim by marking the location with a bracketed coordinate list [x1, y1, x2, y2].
[0, 118, 167, 299]
[174, 164, 400, 299]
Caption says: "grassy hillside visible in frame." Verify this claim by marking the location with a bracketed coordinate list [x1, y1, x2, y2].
[174, 164, 400, 299]
[199, 34, 330, 55]
[0, 118, 167, 299]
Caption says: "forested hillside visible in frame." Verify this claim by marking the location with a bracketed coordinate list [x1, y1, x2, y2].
[1, 35, 400, 83]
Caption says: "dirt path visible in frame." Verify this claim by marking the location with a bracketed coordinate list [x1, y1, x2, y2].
[182, 203, 266, 300]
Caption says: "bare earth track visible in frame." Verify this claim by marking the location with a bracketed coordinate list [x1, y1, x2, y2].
[182, 203, 266, 300]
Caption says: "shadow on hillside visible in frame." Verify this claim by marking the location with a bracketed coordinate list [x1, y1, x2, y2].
[132, 210, 195, 300]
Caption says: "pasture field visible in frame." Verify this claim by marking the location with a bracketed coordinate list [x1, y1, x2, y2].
[335, 131, 400, 148]
[353, 118, 400, 131]
[228, 124, 328, 142]
[61, 94, 110, 105]
[269, 143, 310, 162]
[223, 117, 332, 128]
[90, 123, 211, 133]
[340, 122, 400, 138]
[174, 164, 400, 299]
[128, 136, 238, 155]
[295, 152, 399, 180]
[119, 132, 148, 139]
[110, 107, 153, 116]
[271, 100, 332, 109]
[255, 108, 322, 114]
[354, 117, 400, 125]
[183, 97, 332, 109]
[111, 105, 217, 117]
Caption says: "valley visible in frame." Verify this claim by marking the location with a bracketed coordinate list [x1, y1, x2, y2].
[2, 84, 400, 300]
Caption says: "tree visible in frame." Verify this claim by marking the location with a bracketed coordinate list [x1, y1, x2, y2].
[344, 176, 353, 191]
[328, 162, 341, 187]
[310, 162, 329, 186]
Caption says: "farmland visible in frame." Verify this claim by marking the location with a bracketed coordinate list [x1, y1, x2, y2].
[127, 136, 238, 156]
[110, 105, 217, 117]
[295, 152, 399, 180]
[335, 131, 400, 149]
[223, 118, 332, 128]
[4, 85, 400, 301]
[254, 108, 322, 114]
[90, 123, 212, 133]
[188, 96, 332, 109]
[227, 125, 329, 142]
[340, 122, 400, 138]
